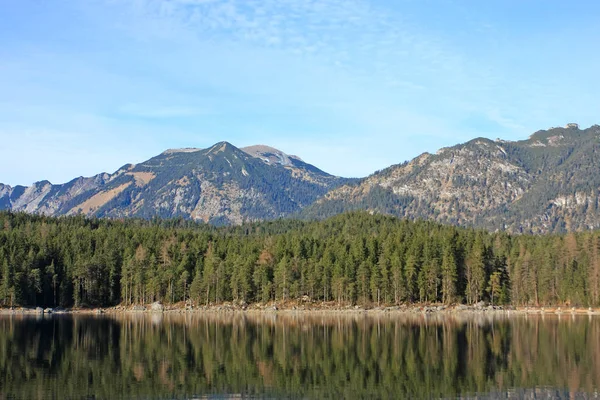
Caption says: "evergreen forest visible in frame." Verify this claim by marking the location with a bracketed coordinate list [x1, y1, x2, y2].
[0, 211, 599, 308]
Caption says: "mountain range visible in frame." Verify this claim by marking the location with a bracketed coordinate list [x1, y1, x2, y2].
[0, 142, 350, 225]
[304, 123, 600, 233]
[2, 123, 600, 233]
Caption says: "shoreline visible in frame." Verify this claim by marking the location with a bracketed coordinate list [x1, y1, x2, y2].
[2, 302, 600, 316]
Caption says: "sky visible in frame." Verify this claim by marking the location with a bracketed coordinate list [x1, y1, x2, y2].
[1, 0, 600, 186]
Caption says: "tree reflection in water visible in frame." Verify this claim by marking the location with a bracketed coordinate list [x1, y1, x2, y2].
[0, 313, 599, 399]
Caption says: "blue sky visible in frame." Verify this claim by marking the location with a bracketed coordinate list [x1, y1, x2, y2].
[1, 0, 600, 186]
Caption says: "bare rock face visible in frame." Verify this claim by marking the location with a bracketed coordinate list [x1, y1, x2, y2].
[0, 142, 349, 225]
[151, 302, 165, 312]
[304, 124, 600, 234]
[5, 125, 600, 234]
[0, 184, 12, 209]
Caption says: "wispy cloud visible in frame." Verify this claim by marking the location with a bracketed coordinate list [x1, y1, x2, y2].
[118, 103, 210, 119]
[1, 0, 599, 185]
[119, 0, 463, 86]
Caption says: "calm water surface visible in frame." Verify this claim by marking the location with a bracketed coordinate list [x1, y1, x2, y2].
[0, 312, 599, 399]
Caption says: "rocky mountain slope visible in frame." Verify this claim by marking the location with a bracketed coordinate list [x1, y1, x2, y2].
[4, 124, 600, 233]
[302, 124, 600, 233]
[0, 142, 350, 225]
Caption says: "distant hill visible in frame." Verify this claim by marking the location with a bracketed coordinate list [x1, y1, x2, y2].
[4, 124, 600, 232]
[302, 124, 600, 233]
[0, 142, 350, 225]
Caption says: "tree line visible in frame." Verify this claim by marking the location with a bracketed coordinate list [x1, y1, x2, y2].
[0, 211, 599, 308]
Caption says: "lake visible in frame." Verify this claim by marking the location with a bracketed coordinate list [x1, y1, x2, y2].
[0, 312, 599, 399]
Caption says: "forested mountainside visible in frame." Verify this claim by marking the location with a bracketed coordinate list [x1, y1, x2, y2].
[0, 142, 349, 225]
[3, 124, 600, 233]
[303, 124, 600, 234]
[1, 211, 599, 308]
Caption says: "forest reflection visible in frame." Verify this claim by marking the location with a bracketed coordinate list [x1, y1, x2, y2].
[0, 313, 599, 399]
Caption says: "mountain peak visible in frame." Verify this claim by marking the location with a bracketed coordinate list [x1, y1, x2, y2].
[304, 123, 600, 234]
[206, 141, 237, 154]
[0, 140, 348, 225]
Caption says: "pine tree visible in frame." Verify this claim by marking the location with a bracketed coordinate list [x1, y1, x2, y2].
[487, 271, 502, 306]
[404, 254, 419, 302]
[441, 243, 458, 304]
[371, 255, 388, 306]
[357, 261, 370, 305]
[274, 256, 290, 302]
[0, 258, 15, 307]
[254, 248, 274, 303]
[587, 234, 600, 305]
[390, 256, 404, 305]
[190, 258, 203, 306]
[179, 270, 190, 304]
[465, 237, 486, 304]
[202, 244, 218, 305]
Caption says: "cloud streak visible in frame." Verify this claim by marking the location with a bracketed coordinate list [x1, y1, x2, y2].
[118, 104, 211, 119]
[1, 0, 599, 185]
